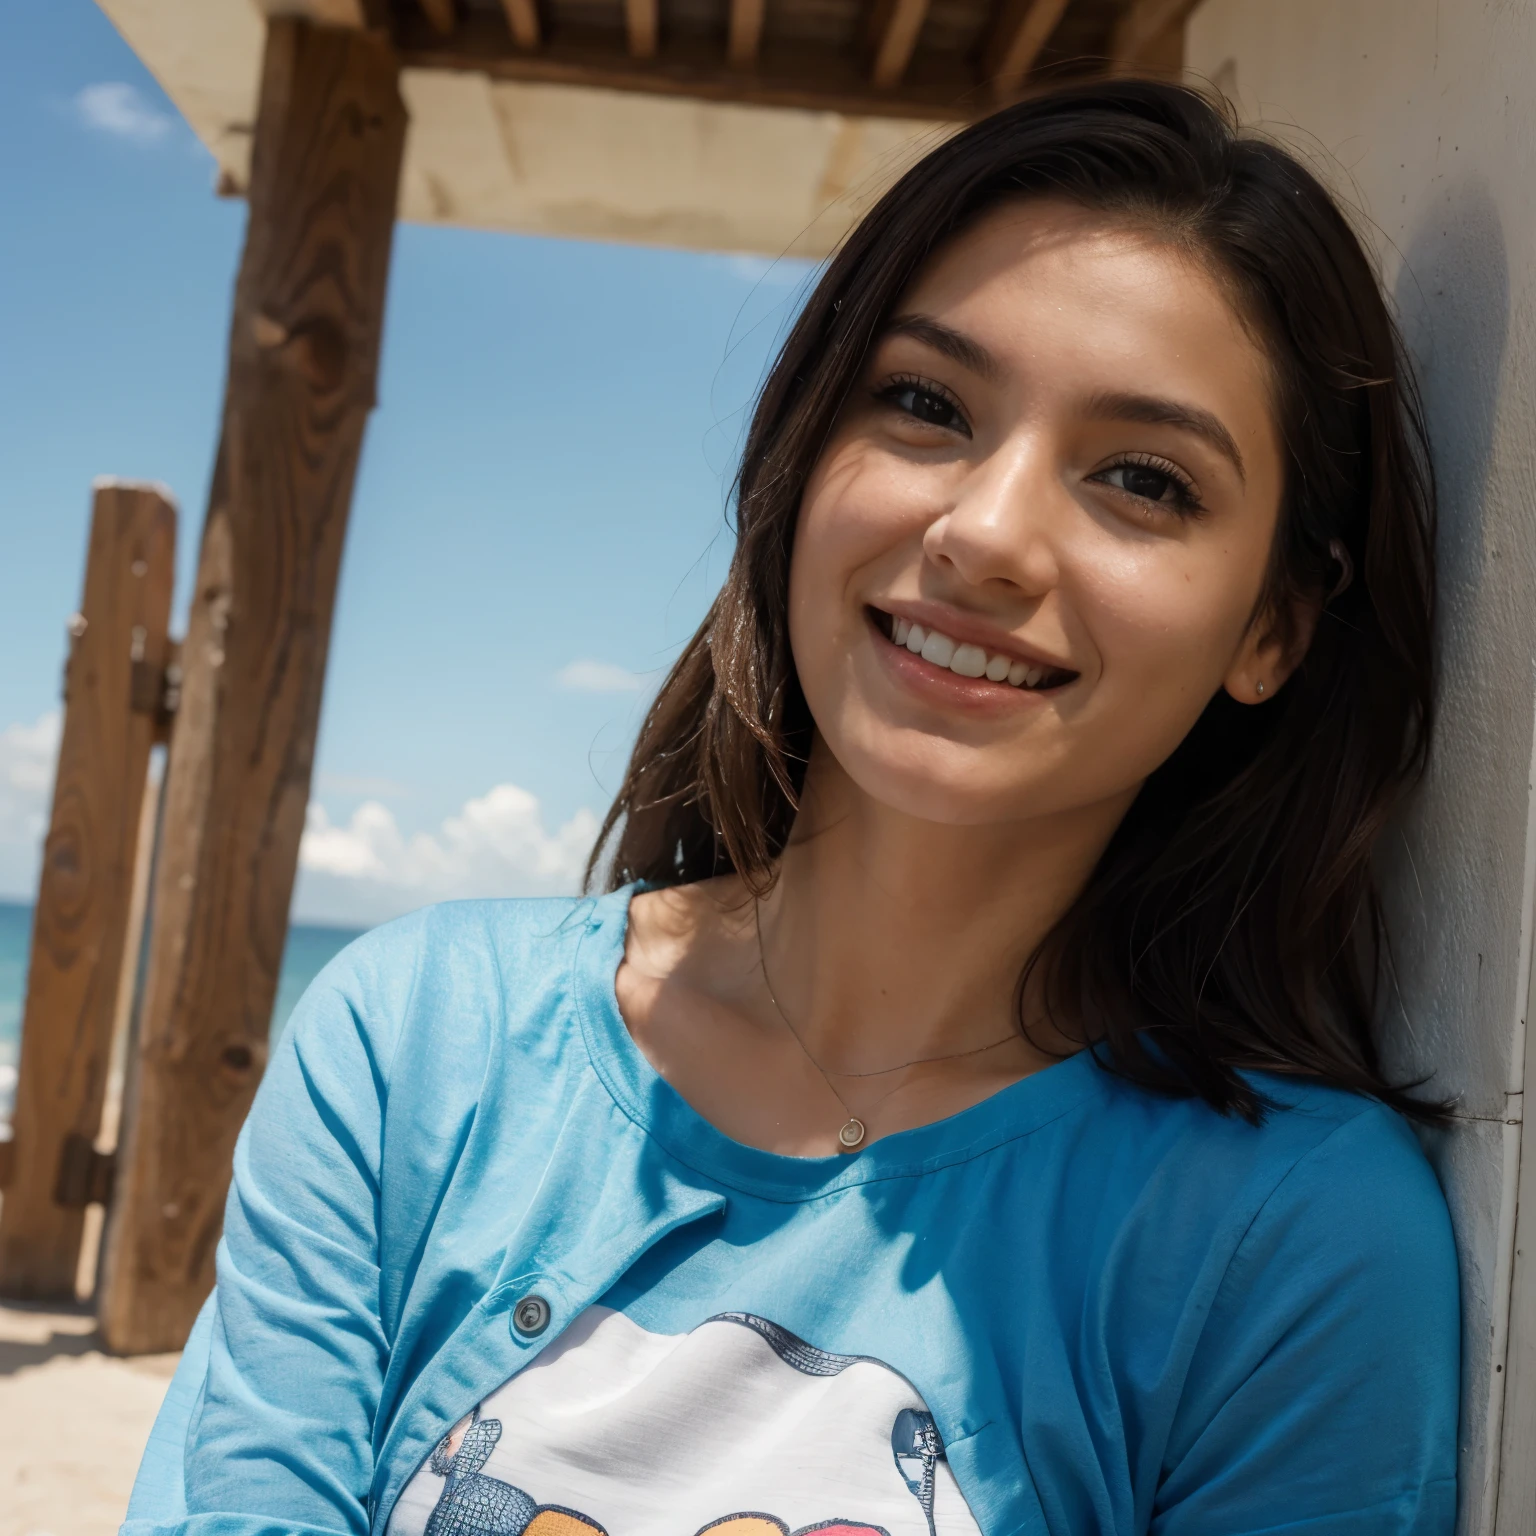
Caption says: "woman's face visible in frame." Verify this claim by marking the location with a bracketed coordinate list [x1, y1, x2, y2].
[788, 199, 1293, 828]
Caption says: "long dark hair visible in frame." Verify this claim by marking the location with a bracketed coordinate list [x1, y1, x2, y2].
[590, 79, 1440, 1124]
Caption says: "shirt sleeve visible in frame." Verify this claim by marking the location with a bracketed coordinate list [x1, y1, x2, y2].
[1153, 1104, 1460, 1536]
[121, 916, 421, 1536]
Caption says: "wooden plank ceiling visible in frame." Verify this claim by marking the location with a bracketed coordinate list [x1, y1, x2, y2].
[352, 0, 1195, 121]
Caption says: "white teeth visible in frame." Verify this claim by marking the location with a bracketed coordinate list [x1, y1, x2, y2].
[883, 612, 1064, 691]
[920, 631, 956, 668]
[950, 642, 988, 678]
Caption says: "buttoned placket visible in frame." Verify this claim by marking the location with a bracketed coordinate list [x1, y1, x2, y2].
[368, 1117, 727, 1534]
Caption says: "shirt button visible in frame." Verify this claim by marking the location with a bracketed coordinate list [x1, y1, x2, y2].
[512, 1293, 551, 1338]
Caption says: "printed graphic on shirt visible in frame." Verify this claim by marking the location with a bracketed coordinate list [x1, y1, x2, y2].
[387, 1308, 981, 1536]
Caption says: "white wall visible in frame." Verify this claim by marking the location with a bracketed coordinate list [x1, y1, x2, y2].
[1185, 4, 1536, 1532]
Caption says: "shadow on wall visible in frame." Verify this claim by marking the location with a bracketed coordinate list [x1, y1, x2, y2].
[1398, 178, 1511, 696]
[1377, 176, 1512, 1536]
[1379, 176, 1511, 1102]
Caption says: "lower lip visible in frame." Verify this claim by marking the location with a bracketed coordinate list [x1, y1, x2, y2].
[868, 615, 1060, 715]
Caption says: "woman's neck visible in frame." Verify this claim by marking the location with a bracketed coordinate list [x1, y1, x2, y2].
[617, 738, 1138, 1155]
[757, 744, 1131, 1071]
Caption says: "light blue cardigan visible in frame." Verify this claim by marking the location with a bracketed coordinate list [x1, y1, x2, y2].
[123, 889, 1459, 1536]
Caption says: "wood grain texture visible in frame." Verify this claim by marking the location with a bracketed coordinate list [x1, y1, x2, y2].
[395, 13, 977, 121]
[1107, 0, 1197, 69]
[981, 0, 1071, 96]
[95, 19, 406, 1356]
[867, 0, 930, 89]
[100, 768, 163, 1145]
[499, 0, 541, 49]
[726, 0, 764, 69]
[252, 0, 380, 26]
[626, 0, 659, 59]
[0, 482, 175, 1300]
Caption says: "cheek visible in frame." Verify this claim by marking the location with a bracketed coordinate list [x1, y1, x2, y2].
[1075, 533, 1263, 714]
[799, 440, 936, 562]
[789, 442, 936, 647]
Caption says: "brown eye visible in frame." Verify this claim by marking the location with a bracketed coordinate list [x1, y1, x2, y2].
[1093, 458, 1201, 514]
[878, 381, 971, 436]
[1109, 463, 1178, 501]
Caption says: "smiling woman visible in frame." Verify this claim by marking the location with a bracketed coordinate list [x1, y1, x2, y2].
[603, 83, 1436, 1130]
[126, 81, 1455, 1536]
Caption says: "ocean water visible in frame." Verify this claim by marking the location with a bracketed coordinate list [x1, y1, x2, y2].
[0, 900, 365, 1125]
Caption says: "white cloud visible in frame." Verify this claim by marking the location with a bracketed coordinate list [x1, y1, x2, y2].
[293, 781, 599, 926]
[556, 659, 654, 694]
[0, 712, 60, 900]
[0, 709, 597, 926]
[2, 713, 59, 798]
[73, 82, 174, 144]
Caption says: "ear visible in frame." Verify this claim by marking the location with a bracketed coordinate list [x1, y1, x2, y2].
[1223, 589, 1322, 705]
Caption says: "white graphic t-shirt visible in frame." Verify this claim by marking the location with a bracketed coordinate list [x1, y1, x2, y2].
[388, 1305, 982, 1536]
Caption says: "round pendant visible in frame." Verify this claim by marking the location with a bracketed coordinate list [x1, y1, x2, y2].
[838, 1117, 867, 1150]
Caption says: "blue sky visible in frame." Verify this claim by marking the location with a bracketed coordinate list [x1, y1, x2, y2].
[0, 0, 813, 925]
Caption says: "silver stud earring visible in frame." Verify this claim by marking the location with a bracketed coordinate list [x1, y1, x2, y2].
[1256, 681, 1266, 697]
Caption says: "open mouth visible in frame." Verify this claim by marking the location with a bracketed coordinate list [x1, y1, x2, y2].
[870, 607, 1078, 693]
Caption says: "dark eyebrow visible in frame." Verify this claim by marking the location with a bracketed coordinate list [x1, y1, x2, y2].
[1086, 389, 1247, 484]
[882, 314, 1003, 382]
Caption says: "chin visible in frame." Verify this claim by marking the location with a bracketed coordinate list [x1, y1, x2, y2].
[830, 735, 1041, 828]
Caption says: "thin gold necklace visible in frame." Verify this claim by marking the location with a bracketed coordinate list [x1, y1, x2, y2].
[753, 901, 1020, 1152]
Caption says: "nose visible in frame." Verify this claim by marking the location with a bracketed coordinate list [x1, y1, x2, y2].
[922, 431, 1062, 598]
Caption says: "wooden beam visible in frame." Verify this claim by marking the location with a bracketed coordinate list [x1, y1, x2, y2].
[726, 0, 765, 70]
[395, 13, 976, 121]
[981, 0, 1071, 98]
[500, 0, 541, 50]
[626, 0, 659, 59]
[253, 0, 383, 26]
[419, 0, 457, 35]
[94, 18, 406, 1356]
[867, 0, 930, 90]
[1108, 0, 1199, 71]
[0, 482, 175, 1301]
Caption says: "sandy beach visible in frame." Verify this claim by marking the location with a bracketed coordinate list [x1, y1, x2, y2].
[0, 1301, 175, 1536]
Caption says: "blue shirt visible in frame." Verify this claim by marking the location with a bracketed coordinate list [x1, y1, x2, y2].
[123, 887, 1460, 1536]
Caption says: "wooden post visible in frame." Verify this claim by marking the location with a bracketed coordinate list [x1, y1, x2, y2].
[0, 482, 176, 1300]
[71, 762, 168, 1301]
[96, 19, 406, 1355]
